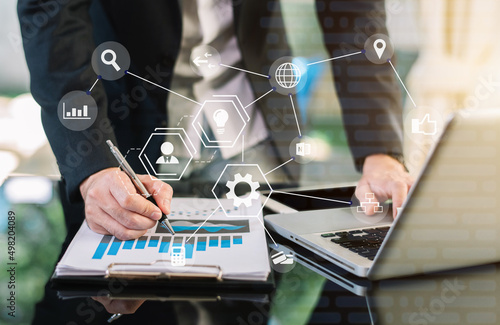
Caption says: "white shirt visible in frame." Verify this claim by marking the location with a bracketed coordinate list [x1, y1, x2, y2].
[167, 0, 269, 160]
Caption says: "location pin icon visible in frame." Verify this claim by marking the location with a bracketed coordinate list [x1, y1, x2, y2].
[373, 39, 386, 59]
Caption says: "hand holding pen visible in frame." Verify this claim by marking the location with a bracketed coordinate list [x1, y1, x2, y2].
[106, 140, 175, 234]
[79, 141, 174, 240]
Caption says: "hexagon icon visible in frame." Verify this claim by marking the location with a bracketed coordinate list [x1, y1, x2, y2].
[192, 95, 249, 148]
[212, 164, 273, 218]
[139, 128, 196, 181]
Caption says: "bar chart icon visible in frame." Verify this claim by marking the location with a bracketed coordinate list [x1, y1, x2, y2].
[63, 102, 91, 120]
[58, 90, 98, 131]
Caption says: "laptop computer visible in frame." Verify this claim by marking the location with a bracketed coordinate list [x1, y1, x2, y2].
[272, 241, 500, 325]
[265, 108, 500, 280]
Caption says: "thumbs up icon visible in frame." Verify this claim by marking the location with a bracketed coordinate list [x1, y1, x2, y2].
[411, 114, 437, 136]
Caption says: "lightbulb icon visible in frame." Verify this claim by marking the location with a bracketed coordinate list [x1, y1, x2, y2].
[213, 109, 229, 134]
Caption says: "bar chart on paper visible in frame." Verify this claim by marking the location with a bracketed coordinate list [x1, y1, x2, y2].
[91, 219, 249, 260]
[56, 198, 271, 281]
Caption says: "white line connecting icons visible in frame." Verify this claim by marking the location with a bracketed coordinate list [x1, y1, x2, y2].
[63, 33, 418, 246]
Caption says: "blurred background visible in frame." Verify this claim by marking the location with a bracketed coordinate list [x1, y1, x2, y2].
[2, 0, 500, 323]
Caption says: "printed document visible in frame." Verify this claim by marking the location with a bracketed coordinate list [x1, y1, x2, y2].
[56, 198, 270, 281]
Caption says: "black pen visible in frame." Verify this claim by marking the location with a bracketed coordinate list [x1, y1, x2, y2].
[106, 140, 175, 235]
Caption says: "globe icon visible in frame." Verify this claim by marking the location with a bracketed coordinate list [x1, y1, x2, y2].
[275, 62, 301, 89]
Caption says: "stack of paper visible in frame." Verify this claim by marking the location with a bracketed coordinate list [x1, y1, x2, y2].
[56, 198, 270, 281]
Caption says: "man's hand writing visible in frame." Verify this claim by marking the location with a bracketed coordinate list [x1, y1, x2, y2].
[79, 167, 173, 240]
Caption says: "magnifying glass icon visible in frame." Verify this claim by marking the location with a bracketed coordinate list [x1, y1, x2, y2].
[101, 49, 121, 71]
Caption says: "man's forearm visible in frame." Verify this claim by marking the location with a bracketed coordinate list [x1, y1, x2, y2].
[18, 0, 118, 202]
[316, 0, 404, 171]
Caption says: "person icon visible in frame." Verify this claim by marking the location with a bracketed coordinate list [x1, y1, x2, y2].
[156, 142, 179, 164]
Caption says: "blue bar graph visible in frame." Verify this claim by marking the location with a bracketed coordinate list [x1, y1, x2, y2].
[135, 236, 147, 249]
[185, 238, 195, 259]
[209, 236, 218, 247]
[156, 219, 250, 234]
[92, 236, 112, 259]
[92, 227, 245, 260]
[123, 240, 134, 249]
[107, 239, 122, 255]
[221, 236, 230, 248]
[173, 237, 183, 247]
[197, 237, 207, 251]
[233, 236, 243, 245]
[148, 236, 159, 248]
[159, 236, 171, 253]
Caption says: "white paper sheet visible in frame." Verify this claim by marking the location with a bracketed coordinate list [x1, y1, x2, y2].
[56, 198, 270, 281]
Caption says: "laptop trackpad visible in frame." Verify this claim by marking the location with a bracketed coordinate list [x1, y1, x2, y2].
[266, 208, 393, 235]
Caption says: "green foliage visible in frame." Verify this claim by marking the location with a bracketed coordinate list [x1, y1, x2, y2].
[0, 184, 65, 324]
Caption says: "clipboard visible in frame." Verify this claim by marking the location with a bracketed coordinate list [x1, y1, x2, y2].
[51, 259, 275, 300]
[53, 198, 274, 300]
[105, 260, 224, 280]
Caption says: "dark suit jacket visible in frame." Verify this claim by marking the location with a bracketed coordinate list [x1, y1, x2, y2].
[18, 0, 403, 204]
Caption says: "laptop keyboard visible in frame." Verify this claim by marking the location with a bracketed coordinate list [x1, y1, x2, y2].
[320, 227, 390, 261]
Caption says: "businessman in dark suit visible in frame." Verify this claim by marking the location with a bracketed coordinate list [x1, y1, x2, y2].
[19, 0, 412, 322]
[19, 0, 411, 241]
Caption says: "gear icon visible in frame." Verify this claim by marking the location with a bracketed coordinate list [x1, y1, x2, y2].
[226, 173, 260, 207]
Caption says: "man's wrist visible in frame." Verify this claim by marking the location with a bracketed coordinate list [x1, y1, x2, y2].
[363, 153, 407, 173]
[79, 167, 119, 199]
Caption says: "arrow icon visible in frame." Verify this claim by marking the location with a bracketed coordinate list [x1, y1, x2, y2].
[208, 64, 216, 69]
[205, 52, 212, 58]
[193, 56, 208, 67]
